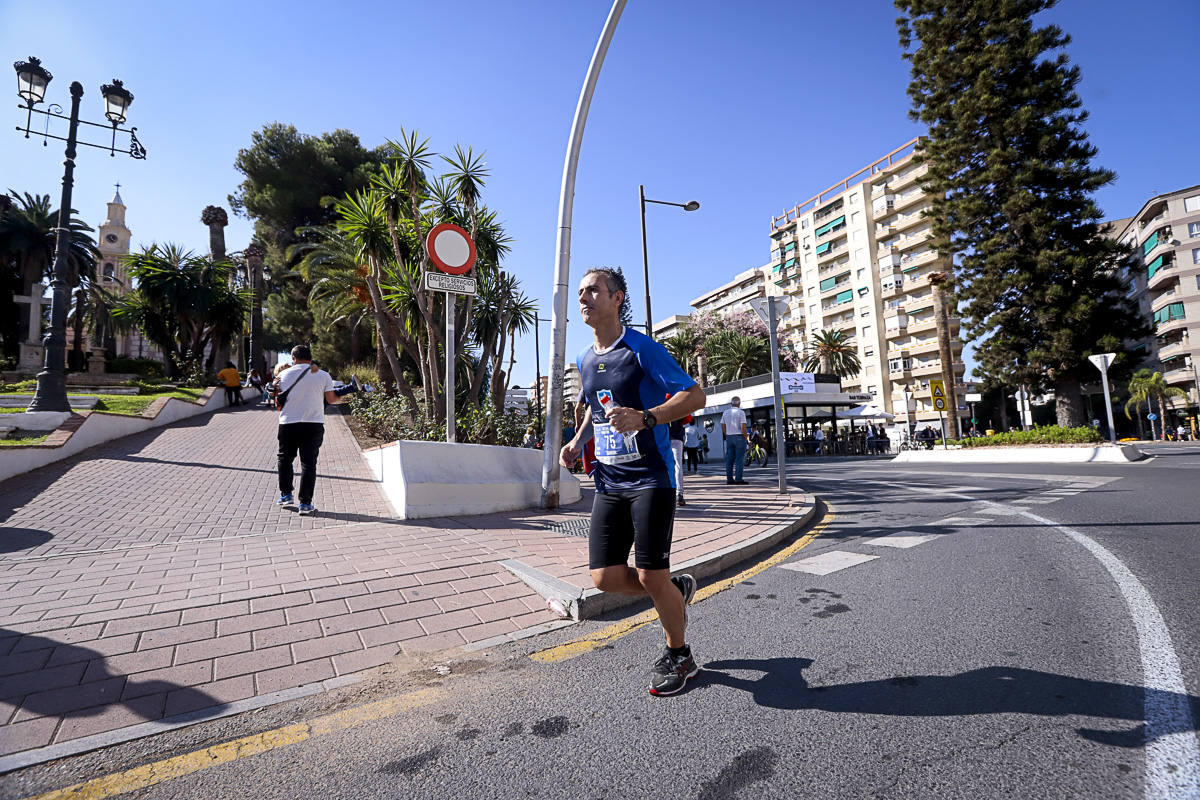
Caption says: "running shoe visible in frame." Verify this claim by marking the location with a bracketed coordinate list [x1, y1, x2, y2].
[297, 503, 316, 516]
[676, 493, 686, 507]
[671, 573, 697, 626]
[648, 647, 699, 696]
[276, 493, 295, 506]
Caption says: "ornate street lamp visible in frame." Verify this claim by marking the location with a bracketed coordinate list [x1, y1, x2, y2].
[12, 56, 148, 412]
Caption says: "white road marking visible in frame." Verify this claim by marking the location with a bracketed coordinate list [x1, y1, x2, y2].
[807, 470, 1199, 798]
[779, 550, 879, 575]
[1016, 497, 1062, 504]
[864, 533, 941, 549]
[990, 503, 1200, 800]
[929, 517, 992, 526]
[1045, 488, 1084, 495]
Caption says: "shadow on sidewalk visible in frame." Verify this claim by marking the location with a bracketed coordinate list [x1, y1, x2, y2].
[0, 528, 53, 554]
[700, 657, 1199, 746]
[1, 629, 224, 741]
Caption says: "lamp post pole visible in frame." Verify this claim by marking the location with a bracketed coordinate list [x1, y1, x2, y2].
[639, 186, 699, 341]
[13, 57, 146, 412]
[26, 82, 83, 413]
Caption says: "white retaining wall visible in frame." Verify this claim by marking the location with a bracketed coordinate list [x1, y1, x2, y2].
[363, 440, 582, 519]
[0, 390, 229, 484]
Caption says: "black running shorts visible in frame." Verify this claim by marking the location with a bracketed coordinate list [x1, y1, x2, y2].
[588, 488, 677, 571]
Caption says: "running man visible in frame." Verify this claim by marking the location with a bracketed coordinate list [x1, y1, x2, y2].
[560, 267, 706, 696]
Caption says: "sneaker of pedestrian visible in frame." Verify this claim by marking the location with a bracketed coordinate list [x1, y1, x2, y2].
[276, 493, 295, 506]
[676, 493, 686, 507]
[726, 479, 735, 485]
[297, 503, 316, 516]
[648, 646, 699, 696]
[735, 479, 749, 485]
[671, 573, 697, 626]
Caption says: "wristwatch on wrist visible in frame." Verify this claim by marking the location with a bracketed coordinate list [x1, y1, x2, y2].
[641, 410, 658, 429]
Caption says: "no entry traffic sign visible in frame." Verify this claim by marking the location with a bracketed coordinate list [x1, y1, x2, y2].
[426, 223, 476, 275]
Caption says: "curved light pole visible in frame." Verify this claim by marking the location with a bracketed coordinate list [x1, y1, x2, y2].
[12, 57, 146, 412]
[639, 187, 699, 340]
[541, 0, 627, 509]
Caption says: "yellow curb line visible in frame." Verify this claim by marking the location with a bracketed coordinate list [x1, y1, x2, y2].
[530, 503, 834, 664]
[22, 687, 446, 800]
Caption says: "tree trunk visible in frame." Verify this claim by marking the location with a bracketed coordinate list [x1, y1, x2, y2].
[1157, 394, 1168, 441]
[998, 387, 1009, 432]
[364, 258, 415, 408]
[349, 319, 361, 364]
[1053, 374, 1086, 428]
[931, 279, 960, 438]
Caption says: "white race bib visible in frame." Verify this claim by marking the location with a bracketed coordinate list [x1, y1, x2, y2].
[594, 422, 641, 465]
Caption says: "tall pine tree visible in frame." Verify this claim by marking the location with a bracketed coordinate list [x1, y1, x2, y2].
[895, 0, 1145, 426]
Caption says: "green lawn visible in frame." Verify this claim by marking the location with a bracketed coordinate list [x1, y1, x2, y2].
[0, 432, 50, 446]
[1, 388, 206, 416]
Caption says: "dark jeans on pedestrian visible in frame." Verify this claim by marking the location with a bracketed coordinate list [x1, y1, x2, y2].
[684, 446, 699, 473]
[224, 385, 242, 406]
[278, 422, 325, 504]
[724, 434, 747, 482]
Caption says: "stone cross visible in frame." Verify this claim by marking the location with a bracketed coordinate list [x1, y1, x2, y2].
[13, 283, 47, 343]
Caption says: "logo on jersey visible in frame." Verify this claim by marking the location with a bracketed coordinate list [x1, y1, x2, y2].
[597, 389, 613, 407]
[597, 362, 606, 372]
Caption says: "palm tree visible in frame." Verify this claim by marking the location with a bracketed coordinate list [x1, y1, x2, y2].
[109, 244, 247, 377]
[802, 329, 861, 377]
[662, 328, 702, 376]
[1124, 369, 1187, 440]
[707, 331, 769, 383]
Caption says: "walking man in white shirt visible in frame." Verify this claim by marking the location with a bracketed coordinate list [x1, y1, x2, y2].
[721, 396, 748, 485]
[273, 345, 345, 516]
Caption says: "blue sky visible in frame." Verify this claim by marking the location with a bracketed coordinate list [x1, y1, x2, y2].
[3, 0, 1197, 386]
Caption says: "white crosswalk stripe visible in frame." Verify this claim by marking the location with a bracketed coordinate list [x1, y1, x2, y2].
[864, 532, 942, 548]
[779, 550, 879, 575]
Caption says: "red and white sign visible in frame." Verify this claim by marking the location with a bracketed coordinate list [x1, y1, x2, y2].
[425, 223, 476, 276]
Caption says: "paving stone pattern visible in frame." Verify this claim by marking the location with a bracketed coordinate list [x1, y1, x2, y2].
[0, 406, 800, 758]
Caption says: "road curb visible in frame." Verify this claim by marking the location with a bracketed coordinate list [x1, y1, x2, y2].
[890, 444, 1146, 464]
[501, 494, 818, 621]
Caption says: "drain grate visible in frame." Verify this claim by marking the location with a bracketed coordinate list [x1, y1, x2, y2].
[546, 518, 591, 538]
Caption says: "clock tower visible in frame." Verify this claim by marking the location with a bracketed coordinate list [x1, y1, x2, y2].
[97, 185, 131, 294]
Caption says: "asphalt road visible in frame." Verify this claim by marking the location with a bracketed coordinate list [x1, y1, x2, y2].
[4, 447, 1199, 800]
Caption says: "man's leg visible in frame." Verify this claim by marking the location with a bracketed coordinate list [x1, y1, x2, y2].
[296, 423, 325, 505]
[639, 567, 686, 648]
[671, 440, 684, 501]
[277, 425, 300, 497]
[724, 439, 735, 482]
[732, 437, 746, 482]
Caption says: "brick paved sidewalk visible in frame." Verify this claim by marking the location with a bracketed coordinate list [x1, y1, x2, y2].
[0, 406, 807, 764]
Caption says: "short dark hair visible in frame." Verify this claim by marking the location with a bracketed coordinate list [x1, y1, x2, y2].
[225, 361, 235, 369]
[291, 344, 312, 361]
[583, 267, 633, 326]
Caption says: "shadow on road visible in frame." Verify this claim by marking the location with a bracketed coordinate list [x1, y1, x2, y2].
[701, 657, 1197, 747]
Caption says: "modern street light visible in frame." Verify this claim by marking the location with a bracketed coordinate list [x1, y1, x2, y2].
[639, 185, 699, 340]
[13, 56, 147, 412]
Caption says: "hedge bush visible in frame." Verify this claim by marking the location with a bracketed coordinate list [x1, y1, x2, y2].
[106, 357, 165, 379]
[348, 391, 527, 447]
[956, 425, 1103, 447]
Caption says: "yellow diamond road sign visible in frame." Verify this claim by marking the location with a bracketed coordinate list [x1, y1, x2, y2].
[929, 379, 947, 412]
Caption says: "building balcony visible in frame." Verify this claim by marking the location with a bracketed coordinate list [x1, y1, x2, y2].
[881, 282, 903, 299]
[1157, 316, 1188, 337]
[886, 164, 928, 192]
[813, 200, 845, 223]
[1150, 287, 1183, 313]
[1157, 339, 1189, 360]
[892, 207, 928, 233]
[1146, 257, 1177, 290]
[896, 227, 933, 252]
[873, 197, 896, 217]
[816, 239, 847, 262]
[889, 366, 913, 379]
[1163, 365, 1195, 386]
[909, 339, 940, 355]
[893, 189, 926, 213]
[878, 252, 902, 270]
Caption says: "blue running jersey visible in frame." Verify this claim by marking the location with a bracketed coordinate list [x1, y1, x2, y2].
[576, 327, 697, 492]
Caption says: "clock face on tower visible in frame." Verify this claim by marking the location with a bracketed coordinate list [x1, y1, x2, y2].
[105, 234, 119, 244]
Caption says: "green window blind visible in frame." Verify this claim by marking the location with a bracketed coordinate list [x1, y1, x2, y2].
[814, 215, 846, 237]
[834, 289, 853, 304]
[815, 242, 832, 256]
[819, 276, 837, 292]
[901, 262, 920, 273]
[1154, 302, 1185, 325]
[783, 242, 795, 252]
[1143, 233, 1160, 256]
[1147, 255, 1165, 279]
[784, 257, 796, 268]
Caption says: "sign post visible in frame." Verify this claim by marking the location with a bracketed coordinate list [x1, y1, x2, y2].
[1086, 352, 1118, 443]
[929, 379, 948, 449]
[749, 296, 790, 494]
[425, 222, 477, 443]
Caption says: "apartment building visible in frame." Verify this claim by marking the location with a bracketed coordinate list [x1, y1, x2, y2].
[767, 138, 965, 429]
[690, 265, 771, 319]
[1113, 185, 1200, 412]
